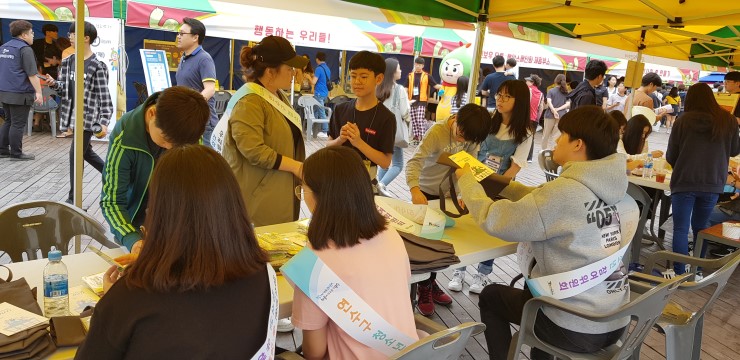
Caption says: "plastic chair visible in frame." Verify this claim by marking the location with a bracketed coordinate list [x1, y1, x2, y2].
[212, 90, 232, 119]
[626, 183, 651, 266]
[276, 315, 481, 360]
[538, 149, 560, 182]
[133, 82, 148, 105]
[508, 274, 688, 360]
[26, 87, 58, 137]
[0, 200, 120, 262]
[297, 95, 332, 138]
[391, 321, 485, 359]
[629, 251, 740, 360]
[328, 95, 352, 111]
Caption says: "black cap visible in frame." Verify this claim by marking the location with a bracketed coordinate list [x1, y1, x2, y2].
[725, 71, 740, 82]
[253, 36, 308, 69]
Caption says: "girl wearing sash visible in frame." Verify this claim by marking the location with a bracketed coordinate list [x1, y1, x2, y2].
[456, 107, 638, 360]
[449, 80, 533, 295]
[291, 146, 418, 359]
[221, 36, 308, 227]
[77, 145, 278, 360]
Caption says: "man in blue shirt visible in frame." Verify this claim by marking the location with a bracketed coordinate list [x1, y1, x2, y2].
[175, 17, 218, 148]
[480, 55, 515, 110]
[312, 52, 330, 137]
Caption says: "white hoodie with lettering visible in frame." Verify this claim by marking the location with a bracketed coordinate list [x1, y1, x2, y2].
[459, 153, 638, 334]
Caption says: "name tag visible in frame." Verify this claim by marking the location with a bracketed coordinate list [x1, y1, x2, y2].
[484, 154, 502, 173]
[413, 87, 419, 96]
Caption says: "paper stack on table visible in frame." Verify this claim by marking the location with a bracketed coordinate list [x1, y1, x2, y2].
[0, 302, 48, 336]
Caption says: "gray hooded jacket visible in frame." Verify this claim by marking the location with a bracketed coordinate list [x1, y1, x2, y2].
[459, 153, 638, 333]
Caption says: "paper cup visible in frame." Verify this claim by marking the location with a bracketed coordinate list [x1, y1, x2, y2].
[722, 222, 740, 239]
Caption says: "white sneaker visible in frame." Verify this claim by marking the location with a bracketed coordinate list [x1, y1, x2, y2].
[469, 273, 492, 294]
[447, 270, 465, 292]
[277, 317, 294, 332]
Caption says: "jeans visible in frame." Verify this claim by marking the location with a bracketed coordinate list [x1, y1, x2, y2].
[0, 103, 31, 156]
[456, 259, 494, 275]
[671, 191, 719, 273]
[479, 284, 625, 360]
[313, 94, 328, 132]
[708, 206, 740, 226]
[377, 146, 404, 186]
[68, 130, 105, 200]
[202, 121, 214, 149]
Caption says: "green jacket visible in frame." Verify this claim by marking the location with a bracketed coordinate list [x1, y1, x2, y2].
[100, 93, 159, 250]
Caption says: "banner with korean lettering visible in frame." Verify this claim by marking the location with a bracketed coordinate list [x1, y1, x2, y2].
[202, 1, 388, 54]
[460, 33, 587, 71]
[281, 248, 417, 356]
[606, 60, 699, 83]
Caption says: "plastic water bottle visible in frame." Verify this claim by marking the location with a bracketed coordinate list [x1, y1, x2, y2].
[643, 153, 654, 179]
[43, 250, 69, 317]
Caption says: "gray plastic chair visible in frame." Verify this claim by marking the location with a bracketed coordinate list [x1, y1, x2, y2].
[26, 87, 58, 137]
[508, 274, 688, 360]
[297, 95, 332, 138]
[212, 90, 232, 119]
[390, 321, 486, 360]
[630, 251, 740, 360]
[626, 183, 651, 266]
[0, 200, 119, 262]
[538, 149, 560, 182]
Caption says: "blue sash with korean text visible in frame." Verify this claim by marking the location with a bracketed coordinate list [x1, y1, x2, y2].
[517, 211, 629, 299]
[280, 248, 416, 356]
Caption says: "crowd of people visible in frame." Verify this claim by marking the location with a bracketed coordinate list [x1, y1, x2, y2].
[2, 18, 740, 360]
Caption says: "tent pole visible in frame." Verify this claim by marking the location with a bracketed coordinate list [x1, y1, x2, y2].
[230, 38, 235, 90]
[341, 50, 347, 91]
[73, 0, 86, 254]
[468, 14, 487, 104]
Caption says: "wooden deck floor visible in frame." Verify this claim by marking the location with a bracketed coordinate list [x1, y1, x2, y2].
[1, 125, 738, 359]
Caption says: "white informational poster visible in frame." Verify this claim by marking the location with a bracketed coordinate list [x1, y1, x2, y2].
[139, 49, 172, 95]
[88, 17, 122, 141]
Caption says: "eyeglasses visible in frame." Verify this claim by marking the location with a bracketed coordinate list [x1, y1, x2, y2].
[176, 32, 193, 37]
[495, 93, 513, 103]
[349, 75, 371, 85]
[294, 185, 312, 201]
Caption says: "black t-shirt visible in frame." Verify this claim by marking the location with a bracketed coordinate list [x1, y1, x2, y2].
[481, 72, 516, 108]
[329, 100, 396, 166]
[76, 267, 271, 359]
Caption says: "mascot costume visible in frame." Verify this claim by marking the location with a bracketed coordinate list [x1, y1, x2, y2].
[435, 43, 474, 121]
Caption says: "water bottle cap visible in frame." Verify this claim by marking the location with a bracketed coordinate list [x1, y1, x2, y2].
[48, 250, 62, 261]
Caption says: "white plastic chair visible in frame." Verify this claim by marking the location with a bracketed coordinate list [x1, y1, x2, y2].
[26, 87, 58, 137]
[538, 149, 560, 182]
[297, 95, 332, 138]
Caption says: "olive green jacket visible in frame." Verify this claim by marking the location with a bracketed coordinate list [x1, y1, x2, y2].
[222, 90, 305, 226]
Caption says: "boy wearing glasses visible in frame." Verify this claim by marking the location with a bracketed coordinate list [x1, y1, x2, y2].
[175, 17, 218, 148]
[405, 103, 492, 316]
[327, 51, 396, 188]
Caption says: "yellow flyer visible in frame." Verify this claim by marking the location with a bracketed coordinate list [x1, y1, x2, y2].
[448, 151, 493, 182]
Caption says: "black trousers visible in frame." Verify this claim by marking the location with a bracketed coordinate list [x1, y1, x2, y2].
[478, 284, 625, 360]
[68, 130, 105, 200]
[0, 103, 31, 156]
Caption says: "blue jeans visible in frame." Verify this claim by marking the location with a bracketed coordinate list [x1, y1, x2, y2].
[377, 146, 404, 186]
[671, 191, 719, 274]
[313, 94, 328, 132]
[708, 206, 740, 226]
[457, 259, 494, 275]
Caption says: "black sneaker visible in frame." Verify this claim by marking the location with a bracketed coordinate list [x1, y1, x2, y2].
[0, 149, 9, 158]
[10, 153, 35, 161]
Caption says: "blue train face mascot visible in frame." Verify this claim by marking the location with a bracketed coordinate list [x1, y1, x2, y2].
[436, 43, 473, 121]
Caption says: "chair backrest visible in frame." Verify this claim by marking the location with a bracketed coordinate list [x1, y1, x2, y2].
[390, 322, 486, 360]
[670, 251, 740, 326]
[511, 275, 687, 360]
[298, 95, 323, 120]
[33, 87, 59, 112]
[538, 150, 559, 182]
[328, 95, 352, 110]
[212, 91, 232, 118]
[0, 201, 118, 262]
[626, 183, 651, 265]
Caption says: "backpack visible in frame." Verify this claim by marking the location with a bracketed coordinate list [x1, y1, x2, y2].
[320, 65, 333, 92]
